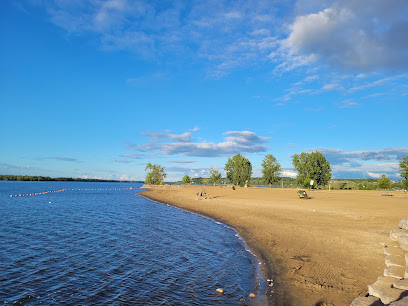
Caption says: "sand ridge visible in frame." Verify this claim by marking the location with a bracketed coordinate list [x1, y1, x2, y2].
[140, 185, 408, 305]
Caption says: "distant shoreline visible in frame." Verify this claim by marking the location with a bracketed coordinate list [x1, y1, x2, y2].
[0, 175, 143, 183]
[140, 185, 408, 305]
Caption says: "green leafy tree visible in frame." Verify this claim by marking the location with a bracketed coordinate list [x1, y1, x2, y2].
[292, 152, 331, 188]
[145, 163, 166, 185]
[224, 154, 252, 186]
[261, 154, 281, 187]
[209, 168, 222, 186]
[400, 156, 408, 189]
[181, 174, 192, 184]
[378, 174, 391, 190]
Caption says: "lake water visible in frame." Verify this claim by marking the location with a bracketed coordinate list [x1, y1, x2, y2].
[0, 181, 266, 305]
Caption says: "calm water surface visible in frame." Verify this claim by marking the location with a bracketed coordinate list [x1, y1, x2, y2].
[0, 182, 265, 305]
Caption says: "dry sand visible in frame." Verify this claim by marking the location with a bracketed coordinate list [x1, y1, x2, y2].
[140, 185, 408, 305]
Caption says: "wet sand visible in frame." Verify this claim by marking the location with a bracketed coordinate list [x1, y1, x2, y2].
[140, 185, 408, 305]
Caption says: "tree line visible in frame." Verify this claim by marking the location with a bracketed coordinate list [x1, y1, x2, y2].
[146, 152, 408, 190]
[0, 175, 142, 183]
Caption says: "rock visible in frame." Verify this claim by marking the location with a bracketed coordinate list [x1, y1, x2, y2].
[391, 230, 400, 242]
[384, 266, 405, 279]
[398, 219, 408, 231]
[369, 276, 406, 304]
[248, 293, 256, 298]
[394, 232, 408, 251]
[393, 279, 408, 290]
[383, 243, 406, 256]
[390, 295, 408, 305]
[350, 295, 383, 306]
[390, 231, 408, 244]
[216, 288, 224, 294]
[386, 255, 406, 268]
[400, 242, 408, 252]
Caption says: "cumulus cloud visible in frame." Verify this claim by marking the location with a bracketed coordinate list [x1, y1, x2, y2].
[295, 147, 408, 179]
[283, 0, 408, 73]
[126, 130, 269, 158]
[311, 147, 408, 163]
[141, 131, 192, 142]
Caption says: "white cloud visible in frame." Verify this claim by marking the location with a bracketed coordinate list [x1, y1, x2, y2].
[297, 147, 408, 180]
[141, 131, 192, 142]
[30, 0, 283, 77]
[281, 170, 297, 178]
[282, 1, 408, 73]
[339, 99, 360, 108]
[366, 172, 383, 179]
[126, 129, 269, 157]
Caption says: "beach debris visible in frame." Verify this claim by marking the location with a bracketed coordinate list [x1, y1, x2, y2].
[297, 189, 309, 199]
[248, 293, 256, 298]
[216, 288, 224, 294]
[382, 192, 394, 196]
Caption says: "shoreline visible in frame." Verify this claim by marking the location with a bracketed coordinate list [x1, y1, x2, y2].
[139, 192, 270, 305]
[140, 185, 408, 305]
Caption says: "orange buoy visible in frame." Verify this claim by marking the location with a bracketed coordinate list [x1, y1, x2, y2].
[249, 293, 256, 298]
[216, 288, 224, 294]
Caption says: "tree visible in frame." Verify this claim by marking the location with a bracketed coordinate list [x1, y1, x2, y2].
[378, 174, 391, 190]
[209, 168, 222, 186]
[292, 152, 331, 188]
[261, 154, 281, 187]
[181, 174, 192, 184]
[145, 163, 166, 185]
[400, 156, 408, 189]
[224, 154, 252, 186]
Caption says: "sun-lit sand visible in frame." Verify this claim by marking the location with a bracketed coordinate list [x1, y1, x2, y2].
[140, 185, 408, 305]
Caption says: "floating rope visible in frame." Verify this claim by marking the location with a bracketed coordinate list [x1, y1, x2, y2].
[10, 187, 134, 197]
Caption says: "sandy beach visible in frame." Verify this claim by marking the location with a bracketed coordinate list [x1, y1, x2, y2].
[140, 185, 408, 305]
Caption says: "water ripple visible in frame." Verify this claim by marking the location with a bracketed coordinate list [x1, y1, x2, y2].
[0, 182, 264, 305]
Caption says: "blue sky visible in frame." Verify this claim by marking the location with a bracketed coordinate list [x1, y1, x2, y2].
[1, 0, 407, 181]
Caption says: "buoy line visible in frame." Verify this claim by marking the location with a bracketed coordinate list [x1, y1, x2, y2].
[10, 187, 134, 198]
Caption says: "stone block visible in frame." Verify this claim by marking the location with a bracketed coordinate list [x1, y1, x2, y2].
[369, 276, 405, 304]
[390, 295, 408, 305]
[398, 219, 408, 231]
[391, 230, 399, 242]
[386, 255, 406, 268]
[393, 279, 408, 290]
[384, 266, 405, 279]
[400, 242, 408, 252]
[350, 295, 383, 306]
[383, 243, 406, 256]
